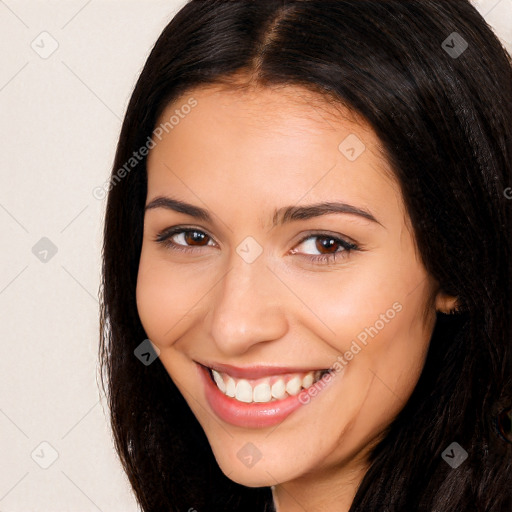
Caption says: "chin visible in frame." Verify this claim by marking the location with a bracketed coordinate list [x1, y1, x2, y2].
[212, 448, 298, 488]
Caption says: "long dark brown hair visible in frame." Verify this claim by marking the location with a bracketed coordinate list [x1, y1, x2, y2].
[98, 1, 512, 510]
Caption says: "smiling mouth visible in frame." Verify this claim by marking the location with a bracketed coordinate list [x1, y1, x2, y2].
[206, 367, 331, 404]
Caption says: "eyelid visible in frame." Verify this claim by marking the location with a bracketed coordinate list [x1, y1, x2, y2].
[293, 230, 359, 250]
[154, 225, 218, 245]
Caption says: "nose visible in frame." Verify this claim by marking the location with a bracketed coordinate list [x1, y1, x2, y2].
[208, 252, 289, 356]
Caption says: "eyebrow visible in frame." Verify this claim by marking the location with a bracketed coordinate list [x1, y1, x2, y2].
[145, 196, 382, 227]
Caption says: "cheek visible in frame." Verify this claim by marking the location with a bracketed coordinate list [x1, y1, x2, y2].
[287, 251, 433, 386]
[330, 275, 433, 420]
[301, 270, 432, 452]
[135, 245, 208, 344]
[290, 259, 426, 343]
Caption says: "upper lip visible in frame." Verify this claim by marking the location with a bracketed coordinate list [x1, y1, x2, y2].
[198, 361, 328, 379]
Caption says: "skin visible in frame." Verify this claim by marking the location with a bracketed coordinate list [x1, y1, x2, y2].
[136, 82, 457, 512]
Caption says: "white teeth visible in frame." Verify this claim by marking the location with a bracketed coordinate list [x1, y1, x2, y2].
[285, 376, 302, 396]
[271, 379, 287, 399]
[225, 376, 236, 397]
[302, 373, 314, 389]
[235, 379, 253, 403]
[212, 369, 226, 393]
[253, 382, 272, 402]
[210, 368, 327, 403]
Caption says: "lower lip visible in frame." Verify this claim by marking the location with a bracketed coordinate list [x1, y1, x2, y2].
[198, 363, 335, 429]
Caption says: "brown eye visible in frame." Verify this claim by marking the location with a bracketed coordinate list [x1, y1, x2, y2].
[291, 233, 359, 264]
[182, 230, 210, 246]
[155, 227, 216, 251]
[295, 234, 357, 256]
[315, 236, 341, 254]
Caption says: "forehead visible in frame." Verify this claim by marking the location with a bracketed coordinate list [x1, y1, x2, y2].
[146, 83, 405, 230]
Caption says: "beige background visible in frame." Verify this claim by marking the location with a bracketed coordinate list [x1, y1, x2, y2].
[0, 1, 510, 510]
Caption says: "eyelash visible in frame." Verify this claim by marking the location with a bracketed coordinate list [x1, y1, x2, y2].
[154, 226, 360, 264]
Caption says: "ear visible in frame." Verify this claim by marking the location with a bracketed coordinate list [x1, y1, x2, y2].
[434, 291, 460, 314]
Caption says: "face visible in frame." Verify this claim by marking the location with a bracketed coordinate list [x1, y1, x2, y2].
[136, 83, 451, 495]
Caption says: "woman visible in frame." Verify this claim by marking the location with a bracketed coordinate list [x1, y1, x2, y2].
[99, 1, 512, 510]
